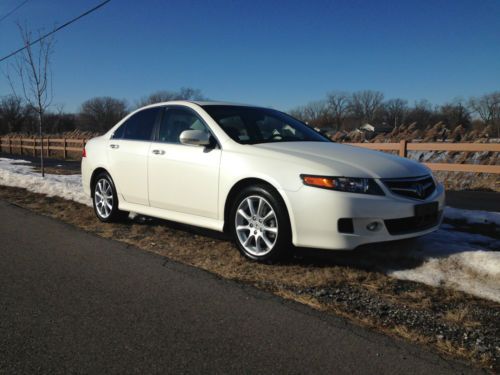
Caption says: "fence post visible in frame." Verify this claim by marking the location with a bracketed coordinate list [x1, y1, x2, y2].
[63, 138, 67, 159]
[46, 136, 50, 158]
[20, 138, 23, 156]
[399, 140, 408, 158]
[9, 137, 12, 154]
[32, 139, 36, 156]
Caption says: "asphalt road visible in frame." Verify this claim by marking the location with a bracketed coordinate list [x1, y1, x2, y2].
[0, 200, 480, 374]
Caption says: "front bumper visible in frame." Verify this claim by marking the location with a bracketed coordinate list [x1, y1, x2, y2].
[286, 182, 445, 250]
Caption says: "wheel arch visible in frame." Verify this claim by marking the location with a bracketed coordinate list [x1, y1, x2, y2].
[222, 178, 296, 239]
[89, 167, 110, 198]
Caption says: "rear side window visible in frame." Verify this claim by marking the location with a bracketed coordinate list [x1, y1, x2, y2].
[112, 107, 160, 141]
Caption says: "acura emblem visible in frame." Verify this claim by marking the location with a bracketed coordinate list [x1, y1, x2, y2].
[413, 183, 424, 198]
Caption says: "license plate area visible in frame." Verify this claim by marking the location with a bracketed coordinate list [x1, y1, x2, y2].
[414, 202, 438, 217]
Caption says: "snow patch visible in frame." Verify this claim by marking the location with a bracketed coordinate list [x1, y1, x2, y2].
[0, 157, 91, 206]
[386, 226, 500, 302]
[444, 206, 500, 226]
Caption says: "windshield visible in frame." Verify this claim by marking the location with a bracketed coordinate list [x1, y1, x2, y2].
[202, 105, 330, 145]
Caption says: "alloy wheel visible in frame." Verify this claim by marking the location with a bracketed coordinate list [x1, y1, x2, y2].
[235, 195, 278, 256]
[94, 178, 113, 219]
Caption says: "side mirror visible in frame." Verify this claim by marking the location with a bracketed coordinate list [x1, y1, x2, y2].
[179, 129, 211, 146]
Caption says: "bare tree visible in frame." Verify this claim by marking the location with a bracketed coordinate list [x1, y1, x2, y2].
[137, 87, 205, 107]
[406, 99, 434, 129]
[439, 99, 470, 129]
[6, 24, 54, 176]
[0, 95, 25, 134]
[349, 90, 384, 123]
[326, 92, 350, 130]
[468, 92, 500, 137]
[78, 97, 128, 133]
[288, 106, 306, 122]
[178, 87, 205, 101]
[44, 104, 77, 133]
[383, 98, 408, 128]
[292, 100, 330, 127]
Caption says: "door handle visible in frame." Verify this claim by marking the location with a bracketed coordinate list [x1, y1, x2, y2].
[152, 149, 165, 155]
[110, 144, 119, 149]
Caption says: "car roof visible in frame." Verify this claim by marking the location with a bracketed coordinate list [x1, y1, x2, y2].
[137, 101, 274, 115]
[191, 100, 265, 108]
[144, 100, 262, 108]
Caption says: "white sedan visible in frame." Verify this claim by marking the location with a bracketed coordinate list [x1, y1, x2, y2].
[82, 101, 445, 261]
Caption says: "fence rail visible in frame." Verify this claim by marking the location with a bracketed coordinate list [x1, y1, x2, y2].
[347, 140, 500, 174]
[0, 137, 499, 174]
[0, 137, 88, 159]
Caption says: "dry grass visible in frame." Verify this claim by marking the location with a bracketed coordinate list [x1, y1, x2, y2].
[0, 185, 498, 371]
[442, 307, 482, 328]
[444, 307, 471, 324]
[274, 289, 325, 311]
[393, 325, 428, 343]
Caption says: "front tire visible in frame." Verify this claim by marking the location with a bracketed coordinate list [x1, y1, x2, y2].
[92, 172, 128, 222]
[230, 185, 291, 262]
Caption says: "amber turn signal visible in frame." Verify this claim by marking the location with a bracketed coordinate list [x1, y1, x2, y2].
[302, 176, 336, 189]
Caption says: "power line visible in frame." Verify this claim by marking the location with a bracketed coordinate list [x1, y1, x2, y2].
[0, 0, 111, 63]
[0, 0, 29, 23]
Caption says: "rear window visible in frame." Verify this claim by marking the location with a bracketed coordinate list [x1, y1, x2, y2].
[112, 107, 160, 141]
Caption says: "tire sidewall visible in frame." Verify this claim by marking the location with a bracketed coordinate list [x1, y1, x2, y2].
[230, 185, 291, 262]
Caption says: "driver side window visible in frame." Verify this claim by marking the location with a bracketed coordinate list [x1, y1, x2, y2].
[157, 107, 209, 144]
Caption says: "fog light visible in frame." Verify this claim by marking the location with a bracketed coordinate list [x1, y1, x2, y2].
[366, 222, 380, 231]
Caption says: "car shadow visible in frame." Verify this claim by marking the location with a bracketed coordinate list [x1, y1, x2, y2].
[129, 213, 230, 241]
[290, 224, 499, 273]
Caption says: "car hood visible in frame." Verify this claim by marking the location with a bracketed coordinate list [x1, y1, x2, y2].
[252, 142, 430, 179]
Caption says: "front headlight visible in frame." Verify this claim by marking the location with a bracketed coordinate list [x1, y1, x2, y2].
[300, 175, 385, 195]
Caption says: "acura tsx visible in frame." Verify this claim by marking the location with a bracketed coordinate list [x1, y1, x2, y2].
[82, 101, 445, 261]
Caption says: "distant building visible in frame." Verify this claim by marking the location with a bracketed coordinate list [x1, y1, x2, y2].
[359, 123, 393, 134]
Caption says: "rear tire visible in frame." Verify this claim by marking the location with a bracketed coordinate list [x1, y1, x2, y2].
[92, 172, 129, 223]
[230, 184, 292, 262]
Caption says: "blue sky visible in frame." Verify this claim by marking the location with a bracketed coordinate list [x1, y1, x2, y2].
[0, 0, 499, 112]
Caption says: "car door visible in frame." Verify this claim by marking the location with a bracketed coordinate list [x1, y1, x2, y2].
[107, 107, 161, 206]
[148, 106, 222, 219]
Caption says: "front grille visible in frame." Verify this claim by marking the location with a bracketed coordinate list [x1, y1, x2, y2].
[384, 210, 442, 235]
[382, 175, 436, 200]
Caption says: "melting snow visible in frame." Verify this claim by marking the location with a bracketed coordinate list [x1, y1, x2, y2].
[0, 157, 91, 206]
[444, 206, 500, 226]
[0, 157, 499, 302]
[386, 225, 500, 302]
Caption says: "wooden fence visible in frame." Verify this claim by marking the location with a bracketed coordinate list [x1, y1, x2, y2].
[347, 140, 500, 174]
[0, 137, 88, 160]
[0, 136, 499, 174]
